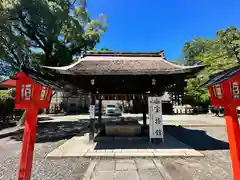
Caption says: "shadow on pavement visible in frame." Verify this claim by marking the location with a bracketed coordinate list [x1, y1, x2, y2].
[0, 122, 16, 130]
[95, 125, 229, 150]
[37, 116, 55, 121]
[164, 125, 229, 151]
[0, 119, 229, 151]
[0, 120, 90, 143]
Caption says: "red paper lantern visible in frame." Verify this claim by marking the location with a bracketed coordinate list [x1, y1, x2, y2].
[15, 72, 36, 109]
[209, 72, 240, 108]
[15, 72, 52, 109]
[35, 84, 52, 108]
[208, 84, 225, 107]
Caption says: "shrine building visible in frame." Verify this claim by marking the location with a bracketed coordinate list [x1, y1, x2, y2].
[41, 50, 204, 141]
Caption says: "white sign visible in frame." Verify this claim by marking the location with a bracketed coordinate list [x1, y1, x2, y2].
[148, 96, 164, 140]
[90, 105, 95, 119]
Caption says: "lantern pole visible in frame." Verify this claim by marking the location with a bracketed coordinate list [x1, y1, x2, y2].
[224, 104, 240, 180]
[220, 79, 240, 180]
[18, 106, 38, 180]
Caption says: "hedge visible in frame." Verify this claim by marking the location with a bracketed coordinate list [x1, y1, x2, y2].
[0, 89, 23, 123]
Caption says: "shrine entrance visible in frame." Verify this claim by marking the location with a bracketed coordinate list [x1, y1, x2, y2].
[43, 51, 204, 143]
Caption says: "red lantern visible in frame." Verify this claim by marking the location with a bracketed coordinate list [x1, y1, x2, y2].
[208, 84, 225, 107]
[15, 72, 36, 109]
[208, 71, 240, 180]
[15, 72, 52, 180]
[35, 84, 52, 108]
[15, 72, 52, 109]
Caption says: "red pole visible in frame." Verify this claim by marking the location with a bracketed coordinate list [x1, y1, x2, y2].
[224, 105, 240, 180]
[18, 106, 38, 180]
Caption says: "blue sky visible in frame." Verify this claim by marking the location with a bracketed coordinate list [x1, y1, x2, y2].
[87, 0, 240, 61]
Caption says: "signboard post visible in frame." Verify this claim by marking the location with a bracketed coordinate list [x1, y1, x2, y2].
[148, 96, 164, 143]
[89, 105, 95, 141]
[89, 105, 95, 119]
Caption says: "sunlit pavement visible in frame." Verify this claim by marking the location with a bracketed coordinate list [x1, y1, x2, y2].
[83, 159, 170, 180]
[39, 113, 226, 126]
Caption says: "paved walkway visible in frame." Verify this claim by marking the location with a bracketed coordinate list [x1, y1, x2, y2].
[47, 133, 203, 158]
[83, 159, 172, 180]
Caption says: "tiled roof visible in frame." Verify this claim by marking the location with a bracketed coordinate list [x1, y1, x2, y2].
[201, 65, 240, 87]
[43, 53, 204, 75]
[0, 79, 16, 88]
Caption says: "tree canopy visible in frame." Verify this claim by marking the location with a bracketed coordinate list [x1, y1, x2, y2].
[182, 26, 240, 106]
[89, 47, 111, 53]
[0, 0, 107, 76]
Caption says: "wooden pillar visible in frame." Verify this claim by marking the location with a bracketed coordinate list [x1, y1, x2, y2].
[224, 105, 240, 180]
[98, 97, 102, 129]
[143, 112, 147, 126]
[143, 95, 147, 126]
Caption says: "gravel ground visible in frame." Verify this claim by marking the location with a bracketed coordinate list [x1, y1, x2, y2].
[0, 120, 91, 180]
[160, 126, 233, 180]
[0, 140, 90, 180]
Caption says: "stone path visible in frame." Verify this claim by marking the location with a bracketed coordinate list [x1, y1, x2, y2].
[83, 159, 172, 180]
[47, 133, 203, 158]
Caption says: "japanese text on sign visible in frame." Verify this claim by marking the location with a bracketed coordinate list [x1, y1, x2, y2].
[155, 117, 162, 124]
[148, 96, 164, 140]
[90, 105, 95, 119]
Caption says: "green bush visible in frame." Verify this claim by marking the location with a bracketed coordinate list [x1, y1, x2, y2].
[0, 93, 15, 120]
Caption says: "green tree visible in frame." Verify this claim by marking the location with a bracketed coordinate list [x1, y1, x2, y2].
[217, 26, 240, 62]
[182, 38, 217, 66]
[182, 27, 239, 106]
[89, 47, 111, 53]
[0, 0, 107, 73]
[0, 0, 107, 126]
[100, 47, 111, 52]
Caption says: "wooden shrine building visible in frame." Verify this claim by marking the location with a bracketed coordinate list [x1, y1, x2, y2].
[43, 51, 203, 101]
[42, 51, 204, 140]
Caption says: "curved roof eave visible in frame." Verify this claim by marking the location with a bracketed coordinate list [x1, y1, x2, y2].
[42, 59, 82, 71]
[43, 66, 205, 76]
[42, 56, 205, 75]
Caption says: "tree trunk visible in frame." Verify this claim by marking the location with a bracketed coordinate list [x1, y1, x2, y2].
[17, 110, 26, 126]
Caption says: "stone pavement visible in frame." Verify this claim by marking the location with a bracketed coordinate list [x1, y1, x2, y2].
[82, 159, 172, 180]
[47, 133, 203, 158]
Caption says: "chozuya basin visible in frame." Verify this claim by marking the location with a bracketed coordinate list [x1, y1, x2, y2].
[105, 120, 141, 136]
